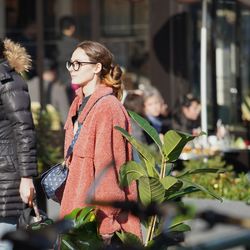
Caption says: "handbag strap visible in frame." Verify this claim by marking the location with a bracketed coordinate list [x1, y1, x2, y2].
[65, 93, 111, 160]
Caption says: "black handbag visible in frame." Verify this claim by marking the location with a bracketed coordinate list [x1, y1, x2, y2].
[41, 123, 82, 203]
[18, 196, 53, 230]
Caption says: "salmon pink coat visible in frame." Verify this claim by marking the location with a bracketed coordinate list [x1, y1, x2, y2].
[60, 84, 141, 237]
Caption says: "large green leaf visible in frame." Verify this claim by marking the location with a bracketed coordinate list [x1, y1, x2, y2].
[119, 161, 148, 187]
[181, 178, 223, 201]
[164, 180, 184, 198]
[128, 110, 162, 151]
[115, 126, 157, 177]
[163, 130, 199, 162]
[149, 177, 165, 203]
[168, 222, 191, 232]
[116, 231, 143, 247]
[61, 223, 103, 250]
[138, 177, 151, 206]
[64, 207, 96, 229]
[160, 176, 178, 190]
[177, 168, 222, 178]
[64, 208, 82, 220]
[61, 207, 103, 250]
[138, 177, 165, 206]
[75, 207, 96, 229]
[166, 186, 199, 201]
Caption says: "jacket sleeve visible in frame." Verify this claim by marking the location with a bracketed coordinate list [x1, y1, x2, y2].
[0, 74, 37, 177]
[93, 105, 137, 235]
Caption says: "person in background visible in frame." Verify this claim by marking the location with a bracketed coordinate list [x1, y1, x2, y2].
[16, 22, 37, 79]
[27, 58, 69, 125]
[57, 16, 79, 103]
[124, 92, 147, 144]
[172, 93, 201, 135]
[0, 38, 37, 249]
[143, 87, 171, 144]
[60, 41, 141, 243]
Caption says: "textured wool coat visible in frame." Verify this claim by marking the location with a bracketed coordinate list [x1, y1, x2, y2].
[60, 85, 141, 237]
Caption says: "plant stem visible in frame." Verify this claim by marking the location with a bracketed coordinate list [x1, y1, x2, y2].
[160, 157, 167, 179]
[145, 157, 167, 246]
[145, 216, 155, 246]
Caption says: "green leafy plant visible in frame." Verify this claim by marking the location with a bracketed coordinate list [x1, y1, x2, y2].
[115, 111, 222, 246]
[181, 156, 250, 203]
[61, 207, 103, 250]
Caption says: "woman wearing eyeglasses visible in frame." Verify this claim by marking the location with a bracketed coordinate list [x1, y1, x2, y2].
[60, 41, 141, 242]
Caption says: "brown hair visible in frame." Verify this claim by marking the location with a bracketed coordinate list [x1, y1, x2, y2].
[77, 41, 123, 100]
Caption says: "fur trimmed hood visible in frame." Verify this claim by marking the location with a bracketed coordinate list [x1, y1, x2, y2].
[3, 39, 31, 73]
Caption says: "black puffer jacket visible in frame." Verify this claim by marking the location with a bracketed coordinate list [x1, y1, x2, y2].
[0, 40, 37, 217]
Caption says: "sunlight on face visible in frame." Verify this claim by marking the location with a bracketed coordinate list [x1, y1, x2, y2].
[68, 48, 96, 86]
[144, 95, 163, 117]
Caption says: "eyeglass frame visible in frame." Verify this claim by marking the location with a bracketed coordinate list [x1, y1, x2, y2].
[66, 60, 97, 71]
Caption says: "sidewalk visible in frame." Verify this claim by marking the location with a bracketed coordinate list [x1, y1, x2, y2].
[182, 198, 250, 250]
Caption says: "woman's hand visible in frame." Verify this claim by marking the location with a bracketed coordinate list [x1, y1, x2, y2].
[19, 177, 35, 204]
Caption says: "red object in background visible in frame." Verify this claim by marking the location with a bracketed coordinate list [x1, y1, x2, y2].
[244, 140, 250, 146]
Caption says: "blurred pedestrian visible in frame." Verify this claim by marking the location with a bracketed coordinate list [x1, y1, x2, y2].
[57, 16, 79, 103]
[124, 92, 147, 144]
[16, 22, 37, 79]
[172, 93, 201, 135]
[0, 38, 38, 249]
[143, 87, 171, 144]
[27, 58, 69, 125]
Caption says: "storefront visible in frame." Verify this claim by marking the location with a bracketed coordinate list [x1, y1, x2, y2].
[1, 0, 250, 134]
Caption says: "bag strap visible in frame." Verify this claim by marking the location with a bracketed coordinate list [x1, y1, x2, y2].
[65, 93, 111, 160]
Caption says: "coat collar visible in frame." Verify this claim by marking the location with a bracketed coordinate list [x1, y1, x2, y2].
[69, 84, 114, 125]
[0, 60, 13, 82]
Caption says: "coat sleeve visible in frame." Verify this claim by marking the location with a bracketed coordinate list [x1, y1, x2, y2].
[93, 104, 138, 235]
[0, 74, 37, 177]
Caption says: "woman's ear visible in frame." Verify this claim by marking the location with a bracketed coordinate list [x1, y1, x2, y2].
[94, 62, 102, 74]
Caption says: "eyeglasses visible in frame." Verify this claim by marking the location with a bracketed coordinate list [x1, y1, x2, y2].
[66, 60, 97, 71]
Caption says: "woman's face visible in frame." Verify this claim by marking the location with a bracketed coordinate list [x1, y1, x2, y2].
[68, 47, 97, 85]
[183, 101, 201, 120]
[144, 95, 162, 117]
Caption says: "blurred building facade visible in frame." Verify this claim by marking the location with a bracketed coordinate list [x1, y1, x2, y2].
[1, 0, 250, 134]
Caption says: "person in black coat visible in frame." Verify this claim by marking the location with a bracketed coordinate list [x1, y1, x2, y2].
[0, 38, 38, 249]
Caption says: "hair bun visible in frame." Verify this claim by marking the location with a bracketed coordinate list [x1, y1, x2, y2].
[110, 65, 122, 81]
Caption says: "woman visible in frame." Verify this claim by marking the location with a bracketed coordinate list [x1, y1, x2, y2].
[0, 39, 37, 249]
[172, 93, 201, 135]
[143, 87, 171, 144]
[60, 41, 141, 240]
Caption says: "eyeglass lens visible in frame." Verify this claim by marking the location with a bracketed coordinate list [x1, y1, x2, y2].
[66, 61, 96, 71]
[66, 61, 81, 71]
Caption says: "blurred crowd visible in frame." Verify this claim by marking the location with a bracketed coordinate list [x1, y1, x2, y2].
[9, 15, 202, 141]
[122, 73, 201, 145]
[9, 16, 80, 128]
